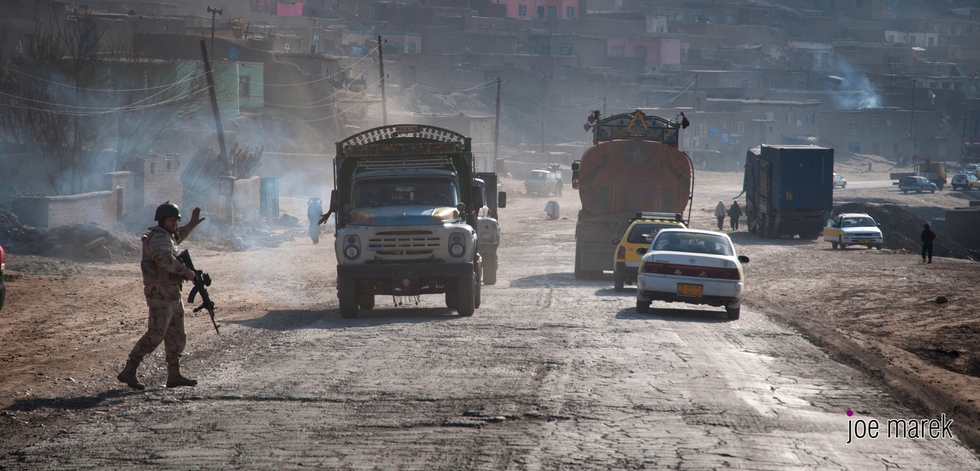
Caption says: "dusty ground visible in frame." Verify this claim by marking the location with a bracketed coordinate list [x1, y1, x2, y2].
[2, 153, 980, 459]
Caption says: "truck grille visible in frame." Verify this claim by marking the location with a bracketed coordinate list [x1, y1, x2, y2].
[367, 230, 441, 257]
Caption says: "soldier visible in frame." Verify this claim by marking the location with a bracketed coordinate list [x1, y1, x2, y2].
[117, 202, 205, 390]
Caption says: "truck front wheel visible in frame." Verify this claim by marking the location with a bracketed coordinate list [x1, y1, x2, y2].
[338, 275, 358, 318]
[483, 254, 497, 285]
[574, 244, 586, 280]
[456, 271, 475, 317]
[474, 262, 482, 310]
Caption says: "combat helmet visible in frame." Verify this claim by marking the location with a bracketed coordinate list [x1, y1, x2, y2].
[154, 201, 181, 222]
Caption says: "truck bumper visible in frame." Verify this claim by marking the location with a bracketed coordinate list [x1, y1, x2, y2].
[338, 262, 473, 296]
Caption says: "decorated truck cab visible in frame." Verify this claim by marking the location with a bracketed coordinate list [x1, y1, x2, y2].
[326, 125, 482, 318]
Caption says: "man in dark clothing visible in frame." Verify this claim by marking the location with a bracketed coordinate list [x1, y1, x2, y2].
[921, 223, 936, 263]
[728, 201, 742, 231]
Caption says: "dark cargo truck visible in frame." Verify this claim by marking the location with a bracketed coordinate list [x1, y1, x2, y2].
[743, 145, 834, 239]
[472, 172, 506, 285]
[570, 110, 694, 279]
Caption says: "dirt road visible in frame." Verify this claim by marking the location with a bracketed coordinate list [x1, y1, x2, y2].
[2, 161, 980, 468]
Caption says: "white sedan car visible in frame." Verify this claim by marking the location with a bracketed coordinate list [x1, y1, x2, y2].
[636, 229, 749, 320]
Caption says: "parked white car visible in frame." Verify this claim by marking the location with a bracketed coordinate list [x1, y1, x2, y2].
[636, 229, 749, 320]
[822, 213, 883, 250]
[833, 173, 847, 188]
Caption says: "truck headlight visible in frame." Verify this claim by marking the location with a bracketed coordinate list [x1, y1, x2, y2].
[449, 232, 466, 258]
[343, 235, 360, 260]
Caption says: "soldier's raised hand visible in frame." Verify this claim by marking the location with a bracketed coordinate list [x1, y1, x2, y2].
[190, 207, 205, 226]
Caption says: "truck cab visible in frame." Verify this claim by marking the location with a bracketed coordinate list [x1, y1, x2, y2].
[327, 125, 482, 318]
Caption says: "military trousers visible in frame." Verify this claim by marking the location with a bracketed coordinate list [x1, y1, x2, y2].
[129, 284, 186, 367]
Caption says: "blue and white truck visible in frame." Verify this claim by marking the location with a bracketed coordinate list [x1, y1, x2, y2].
[324, 125, 483, 318]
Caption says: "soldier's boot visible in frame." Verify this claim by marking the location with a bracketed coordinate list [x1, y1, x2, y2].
[166, 365, 198, 388]
[117, 359, 145, 390]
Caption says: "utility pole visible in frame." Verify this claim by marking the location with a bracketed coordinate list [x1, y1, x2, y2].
[910, 79, 916, 162]
[693, 74, 699, 149]
[378, 35, 387, 126]
[207, 6, 222, 62]
[603, 96, 607, 116]
[311, 17, 317, 53]
[200, 40, 227, 164]
[540, 120, 545, 153]
[493, 77, 502, 173]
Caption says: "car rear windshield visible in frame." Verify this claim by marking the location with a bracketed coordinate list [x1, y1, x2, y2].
[652, 232, 734, 256]
[627, 223, 676, 243]
[527, 172, 547, 180]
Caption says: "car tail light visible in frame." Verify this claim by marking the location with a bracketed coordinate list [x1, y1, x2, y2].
[0, 245, 4, 271]
[645, 261, 740, 280]
[616, 246, 626, 261]
[642, 261, 666, 274]
[701, 266, 741, 280]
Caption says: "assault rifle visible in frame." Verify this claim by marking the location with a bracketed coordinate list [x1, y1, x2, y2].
[177, 250, 219, 334]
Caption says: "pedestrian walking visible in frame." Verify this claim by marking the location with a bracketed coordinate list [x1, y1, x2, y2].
[728, 201, 742, 231]
[921, 222, 936, 264]
[117, 202, 206, 390]
[714, 200, 727, 231]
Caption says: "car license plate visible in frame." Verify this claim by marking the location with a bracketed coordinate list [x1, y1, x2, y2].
[857, 239, 869, 243]
[677, 283, 703, 297]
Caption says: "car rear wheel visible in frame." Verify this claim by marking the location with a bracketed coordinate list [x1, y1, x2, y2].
[831, 242, 839, 250]
[636, 299, 650, 313]
[726, 306, 740, 320]
[614, 275, 624, 292]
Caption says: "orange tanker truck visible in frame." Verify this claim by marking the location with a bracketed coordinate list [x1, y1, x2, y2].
[570, 109, 695, 279]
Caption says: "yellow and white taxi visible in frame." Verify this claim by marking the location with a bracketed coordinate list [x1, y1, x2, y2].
[822, 212, 883, 250]
[613, 212, 686, 291]
[636, 229, 749, 320]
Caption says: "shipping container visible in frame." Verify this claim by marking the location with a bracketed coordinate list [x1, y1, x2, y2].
[743, 145, 834, 239]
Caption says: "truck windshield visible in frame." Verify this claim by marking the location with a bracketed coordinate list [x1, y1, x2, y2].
[353, 178, 459, 208]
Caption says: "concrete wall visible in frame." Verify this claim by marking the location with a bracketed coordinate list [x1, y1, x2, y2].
[233, 176, 263, 222]
[16, 191, 116, 229]
[141, 156, 184, 210]
[945, 208, 980, 250]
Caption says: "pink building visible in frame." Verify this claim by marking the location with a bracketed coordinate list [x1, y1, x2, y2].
[494, 0, 578, 19]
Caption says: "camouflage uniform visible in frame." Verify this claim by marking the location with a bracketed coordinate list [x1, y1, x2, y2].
[128, 223, 199, 366]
